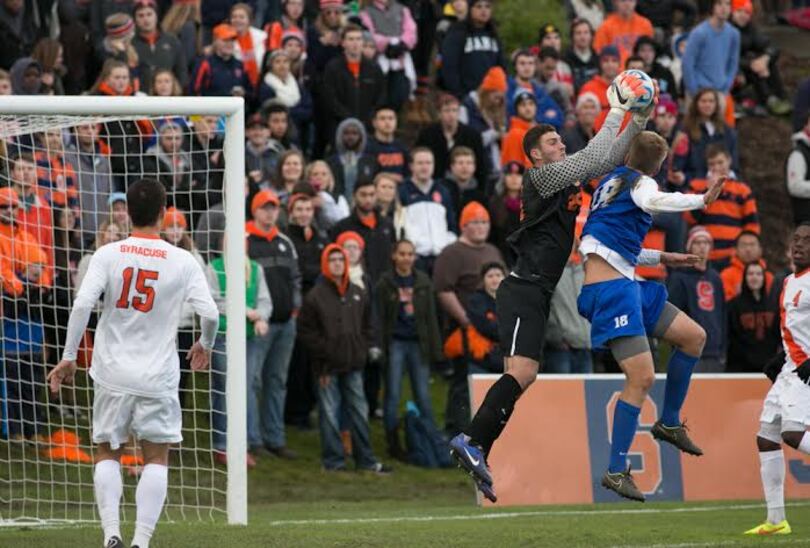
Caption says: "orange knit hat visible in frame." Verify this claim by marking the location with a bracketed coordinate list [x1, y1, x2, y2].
[731, 0, 753, 13]
[460, 201, 490, 228]
[480, 66, 507, 93]
[162, 207, 187, 229]
[336, 230, 366, 251]
[0, 187, 20, 208]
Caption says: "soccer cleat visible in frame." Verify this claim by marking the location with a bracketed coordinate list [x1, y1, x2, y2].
[105, 536, 124, 548]
[744, 520, 791, 535]
[449, 434, 497, 502]
[651, 420, 703, 456]
[601, 468, 645, 502]
[449, 434, 493, 485]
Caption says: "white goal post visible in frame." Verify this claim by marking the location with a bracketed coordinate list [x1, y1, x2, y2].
[0, 96, 247, 526]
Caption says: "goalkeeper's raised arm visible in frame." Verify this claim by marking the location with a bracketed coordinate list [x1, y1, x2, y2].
[525, 72, 658, 198]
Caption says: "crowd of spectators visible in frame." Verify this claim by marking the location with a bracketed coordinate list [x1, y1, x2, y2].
[1, 0, 809, 469]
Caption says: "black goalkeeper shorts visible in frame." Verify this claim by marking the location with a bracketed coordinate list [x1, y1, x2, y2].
[496, 275, 551, 363]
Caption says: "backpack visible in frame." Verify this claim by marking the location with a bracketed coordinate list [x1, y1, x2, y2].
[403, 402, 452, 468]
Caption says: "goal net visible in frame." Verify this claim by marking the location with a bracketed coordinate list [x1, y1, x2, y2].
[0, 97, 247, 526]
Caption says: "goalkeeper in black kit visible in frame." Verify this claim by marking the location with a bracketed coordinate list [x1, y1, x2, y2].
[449, 73, 658, 502]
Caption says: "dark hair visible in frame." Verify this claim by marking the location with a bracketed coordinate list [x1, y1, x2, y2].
[341, 22, 363, 40]
[512, 48, 535, 66]
[538, 46, 559, 61]
[626, 131, 669, 176]
[625, 55, 644, 69]
[354, 178, 376, 193]
[480, 261, 506, 278]
[683, 88, 724, 141]
[736, 230, 761, 245]
[409, 146, 434, 163]
[265, 102, 290, 117]
[127, 179, 166, 227]
[705, 143, 731, 161]
[569, 17, 593, 38]
[522, 124, 556, 160]
[373, 105, 397, 117]
[393, 238, 415, 254]
[291, 181, 317, 196]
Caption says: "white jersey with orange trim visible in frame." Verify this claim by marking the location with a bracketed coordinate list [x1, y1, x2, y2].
[62, 234, 219, 398]
[779, 269, 810, 373]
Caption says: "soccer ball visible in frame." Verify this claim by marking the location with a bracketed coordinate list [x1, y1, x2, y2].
[616, 69, 656, 112]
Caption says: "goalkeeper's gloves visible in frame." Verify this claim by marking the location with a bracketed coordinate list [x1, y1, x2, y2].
[607, 72, 643, 112]
[631, 79, 660, 127]
[794, 358, 810, 384]
[764, 350, 785, 383]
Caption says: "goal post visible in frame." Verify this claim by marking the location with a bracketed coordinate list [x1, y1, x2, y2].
[0, 96, 247, 526]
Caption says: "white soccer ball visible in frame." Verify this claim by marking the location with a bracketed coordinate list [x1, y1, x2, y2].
[615, 69, 656, 112]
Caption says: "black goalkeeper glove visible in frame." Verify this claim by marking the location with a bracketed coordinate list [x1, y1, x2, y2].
[794, 358, 810, 385]
[764, 351, 785, 384]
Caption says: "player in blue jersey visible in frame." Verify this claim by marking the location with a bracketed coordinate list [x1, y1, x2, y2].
[577, 131, 725, 501]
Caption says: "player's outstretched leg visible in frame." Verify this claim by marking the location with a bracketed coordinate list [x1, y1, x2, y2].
[131, 441, 170, 548]
[94, 446, 124, 548]
[653, 310, 704, 456]
[601, 341, 653, 502]
[744, 432, 791, 535]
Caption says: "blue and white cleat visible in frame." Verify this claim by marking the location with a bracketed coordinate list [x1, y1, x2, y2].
[449, 434, 497, 502]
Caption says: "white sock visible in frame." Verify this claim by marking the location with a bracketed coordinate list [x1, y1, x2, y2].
[759, 450, 786, 524]
[798, 432, 810, 455]
[131, 464, 168, 548]
[94, 459, 123, 544]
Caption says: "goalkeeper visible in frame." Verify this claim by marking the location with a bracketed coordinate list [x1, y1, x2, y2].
[449, 73, 656, 502]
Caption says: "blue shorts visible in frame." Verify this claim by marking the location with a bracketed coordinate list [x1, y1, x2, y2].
[577, 278, 668, 350]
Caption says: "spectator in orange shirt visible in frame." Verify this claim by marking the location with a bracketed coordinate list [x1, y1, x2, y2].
[579, 45, 621, 110]
[0, 188, 52, 298]
[593, 0, 654, 67]
[9, 154, 53, 257]
[501, 89, 537, 168]
[719, 231, 774, 302]
[34, 128, 79, 209]
[684, 144, 760, 269]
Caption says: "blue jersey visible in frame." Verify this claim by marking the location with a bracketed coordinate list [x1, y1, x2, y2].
[581, 166, 651, 266]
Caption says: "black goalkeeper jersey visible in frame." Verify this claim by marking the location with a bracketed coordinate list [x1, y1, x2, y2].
[508, 109, 642, 293]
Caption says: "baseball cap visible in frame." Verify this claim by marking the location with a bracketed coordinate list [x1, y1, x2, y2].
[251, 189, 280, 215]
[108, 192, 127, 206]
[212, 23, 238, 41]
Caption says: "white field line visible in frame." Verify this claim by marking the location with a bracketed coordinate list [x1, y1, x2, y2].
[266, 501, 810, 527]
[619, 541, 807, 548]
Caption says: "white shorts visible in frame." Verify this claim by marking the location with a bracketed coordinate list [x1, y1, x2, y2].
[758, 370, 810, 442]
[92, 384, 183, 450]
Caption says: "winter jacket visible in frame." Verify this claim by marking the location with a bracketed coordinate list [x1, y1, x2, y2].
[667, 266, 726, 359]
[299, 245, 372, 375]
[726, 283, 780, 373]
[93, 83, 149, 180]
[321, 56, 386, 127]
[376, 270, 444, 364]
[563, 47, 599, 94]
[439, 19, 506, 97]
[133, 31, 189, 89]
[415, 122, 490, 188]
[545, 261, 591, 351]
[188, 126, 225, 209]
[190, 54, 252, 97]
[0, 5, 39, 70]
[443, 177, 487, 220]
[561, 123, 594, 156]
[63, 141, 113, 244]
[399, 178, 457, 234]
[720, 256, 774, 302]
[330, 209, 396, 285]
[365, 136, 410, 179]
[246, 221, 302, 323]
[402, 201, 458, 258]
[327, 118, 380, 200]
[286, 223, 329, 294]
[245, 141, 280, 187]
[787, 130, 810, 225]
[506, 78, 564, 129]
[684, 124, 739, 183]
[465, 288, 503, 372]
[488, 192, 521, 267]
[733, 20, 778, 72]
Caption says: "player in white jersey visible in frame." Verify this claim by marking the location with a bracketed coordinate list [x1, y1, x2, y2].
[743, 223, 810, 536]
[48, 179, 219, 548]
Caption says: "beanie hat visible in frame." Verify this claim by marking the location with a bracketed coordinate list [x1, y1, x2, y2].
[460, 201, 490, 228]
[281, 28, 305, 46]
[655, 94, 678, 117]
[512, 88, 537, 109]
[133, 0, 157, 14]
[480, 66, 507, 93]
[732, 0, 753, 14]
[162, 207, 187, 229]
[320, 0, 343, 9]
[599, 45, 620, 61]
[576, 91, 602, 112]
[106, 13, 135, 38]
[686, 225, 713, 250]
[251, 189, 280, 215]
[538, 23, 560, 44]
[336, 230, 365, 251]
[0, 187, 19, 208]
[108, 192, 127, 206]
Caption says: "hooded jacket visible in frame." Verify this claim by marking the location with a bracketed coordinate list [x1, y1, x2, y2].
[327, 118, 380, 200]
[439, 19, 506, 97]
[506, 78, 564, 129]
[726, 280, 780, 373]
[330, 209, 395, 285]
[667, 266, 726, 359]
[720, 256, 774, 302]
[10, 57, 43, 94]
[298, 244, 372, 376]
[787, 130, 810, 225]
[286, 222, 329, 294]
